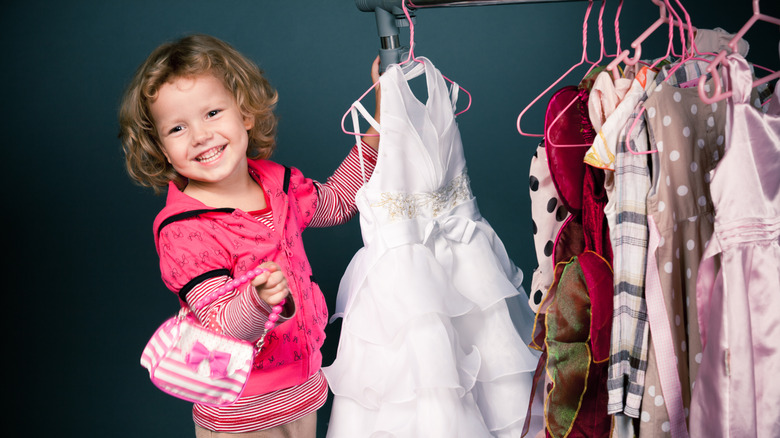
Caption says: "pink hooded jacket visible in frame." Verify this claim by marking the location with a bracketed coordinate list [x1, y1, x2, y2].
[153, 159, 329, 396]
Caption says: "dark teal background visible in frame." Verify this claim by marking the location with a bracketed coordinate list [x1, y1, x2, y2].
[4, 1, 777, 436]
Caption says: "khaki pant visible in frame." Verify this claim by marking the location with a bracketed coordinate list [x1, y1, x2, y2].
[194, 411, 317, 438]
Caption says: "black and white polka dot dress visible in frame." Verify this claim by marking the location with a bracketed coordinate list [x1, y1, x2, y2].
[528, 142, 570, 312]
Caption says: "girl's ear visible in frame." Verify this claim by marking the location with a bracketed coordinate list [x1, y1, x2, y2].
[243, 114, 255, 131]
[160, 145, 172, 164]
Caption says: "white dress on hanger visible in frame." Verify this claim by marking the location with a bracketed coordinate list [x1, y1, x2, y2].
[323, 57, 541, 438]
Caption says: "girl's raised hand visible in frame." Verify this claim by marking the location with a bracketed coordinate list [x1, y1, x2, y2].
[363, 56, 382, 151]
[251, 261, 290, 307]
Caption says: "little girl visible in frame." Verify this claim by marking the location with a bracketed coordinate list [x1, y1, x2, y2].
[119, 34, 379, 437]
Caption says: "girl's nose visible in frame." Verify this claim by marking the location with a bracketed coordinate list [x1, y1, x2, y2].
[192, 123, 213, 145]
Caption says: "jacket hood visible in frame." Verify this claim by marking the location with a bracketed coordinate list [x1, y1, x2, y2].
[151, 158, 286, 249]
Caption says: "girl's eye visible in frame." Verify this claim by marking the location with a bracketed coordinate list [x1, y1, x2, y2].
[207, 109, 221, 118]
[168, 126, 183, 134]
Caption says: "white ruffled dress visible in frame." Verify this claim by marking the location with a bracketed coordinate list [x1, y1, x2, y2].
[323, 57, 542, 438]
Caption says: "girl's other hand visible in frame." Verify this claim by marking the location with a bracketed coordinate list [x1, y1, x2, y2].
[251, 261, 290, 306]
[371, 55, 381, 86]
[364, 55, 382, 151]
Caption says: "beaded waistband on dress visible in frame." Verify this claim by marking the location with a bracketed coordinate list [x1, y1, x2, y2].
[371, 169, 473, 222]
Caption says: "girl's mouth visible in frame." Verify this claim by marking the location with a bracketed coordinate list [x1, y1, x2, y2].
[195, 145, 226, 163]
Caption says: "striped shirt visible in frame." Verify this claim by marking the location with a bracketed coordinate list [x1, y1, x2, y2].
[189, 143, 378, 432]
[193, 370, 329, 432]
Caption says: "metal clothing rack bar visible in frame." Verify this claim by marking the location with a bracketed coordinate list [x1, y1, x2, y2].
[356, 0, 591, 69]
[357, 0, 587, 11]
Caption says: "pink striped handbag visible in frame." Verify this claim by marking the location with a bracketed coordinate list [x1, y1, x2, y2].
[140, 267, 273, 406]
[140, 307, 255, 406]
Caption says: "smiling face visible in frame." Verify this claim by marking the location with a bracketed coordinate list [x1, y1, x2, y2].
[150, 74, 255, 194]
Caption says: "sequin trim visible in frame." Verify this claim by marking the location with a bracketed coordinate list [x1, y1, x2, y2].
[372, 170, 473, 221]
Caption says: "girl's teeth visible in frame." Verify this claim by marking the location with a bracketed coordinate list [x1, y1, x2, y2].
[197, 146, 225, 162]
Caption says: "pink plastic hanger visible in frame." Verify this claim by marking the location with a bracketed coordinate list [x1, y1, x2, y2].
[653, 0, 696, 75]
[621, 0, 710, 155]
[620, 1, 683, 155]
[698, 0, 780, 104]
[672, 0, 714, 58]
[341, 1, 472, 138]
[671, 0, 771, 74]
[516, 0, 597, 137]
[667, 0, 695, 59]
[674, 0, 721, 60]
[643, 0, 701, 72]
[544, 0, 617, 148]
[606, 0, 667, 80]
[604, 0, 695, 80]
[612, 0, 624, 58]
[620, 0, 689, 155]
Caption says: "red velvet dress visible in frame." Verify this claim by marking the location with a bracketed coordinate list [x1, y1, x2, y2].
[529, 84, 613, 438]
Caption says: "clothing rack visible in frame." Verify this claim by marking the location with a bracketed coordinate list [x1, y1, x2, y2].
[357, 0, 590, 70]
[357, 0, 586, 10]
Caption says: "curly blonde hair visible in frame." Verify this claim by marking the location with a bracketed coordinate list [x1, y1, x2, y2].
[119, 34, 279, 192]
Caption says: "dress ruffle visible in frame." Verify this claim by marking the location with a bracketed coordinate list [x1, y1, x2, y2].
[324, 219, 541, 437]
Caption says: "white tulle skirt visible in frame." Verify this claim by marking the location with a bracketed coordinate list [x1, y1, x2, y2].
[323, 214, 543, 437]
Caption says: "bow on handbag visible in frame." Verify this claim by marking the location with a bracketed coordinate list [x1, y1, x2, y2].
[185, 341, 232, 379]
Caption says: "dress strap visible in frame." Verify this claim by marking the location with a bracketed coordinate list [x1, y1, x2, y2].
[350, 100, 379, 184]
[351, 100, 381, 132]
[416, 57, 461, 114]
[449, 81, 460, 113]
